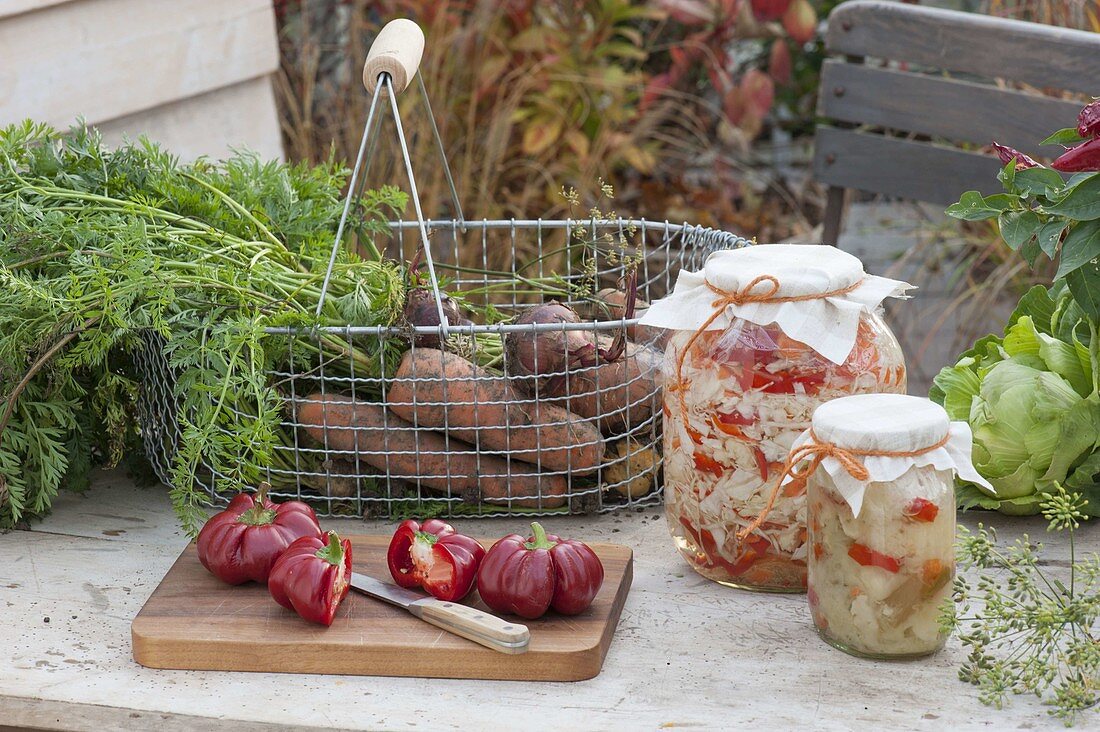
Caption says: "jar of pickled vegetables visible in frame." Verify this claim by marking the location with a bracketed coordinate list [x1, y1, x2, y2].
[801, 394, 991, 658]
[638, 244, 911, 592]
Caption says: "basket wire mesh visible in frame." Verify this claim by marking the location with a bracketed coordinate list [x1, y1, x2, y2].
[135, 34, 748, 518]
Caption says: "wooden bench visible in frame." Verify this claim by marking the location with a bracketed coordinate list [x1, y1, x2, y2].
[814, 0, 1100, 246]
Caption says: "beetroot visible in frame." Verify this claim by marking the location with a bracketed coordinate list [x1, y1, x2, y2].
[504, 301, 600, 394]
[404, 288, 471, 348]
[593, 287, 668, 351]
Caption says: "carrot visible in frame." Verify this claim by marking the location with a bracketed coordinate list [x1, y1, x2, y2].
[294, 394, 568, 508]
[539, 339, 663, 435]
[387, 349, 605, 474]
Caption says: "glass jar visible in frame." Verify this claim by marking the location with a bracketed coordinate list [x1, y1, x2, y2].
[803, 394, 972, 659]
[663, 312, 905, 591]
[643, 244, 911, 592]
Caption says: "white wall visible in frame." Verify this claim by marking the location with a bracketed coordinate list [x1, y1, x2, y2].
[0, 0, 284, 160]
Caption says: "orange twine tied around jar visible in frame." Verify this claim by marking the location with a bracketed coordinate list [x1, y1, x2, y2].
[670, 274, 863, 424]
[735, 429, 952, 541]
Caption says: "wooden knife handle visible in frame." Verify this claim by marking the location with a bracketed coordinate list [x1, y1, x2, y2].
[409, 598, 530, 655]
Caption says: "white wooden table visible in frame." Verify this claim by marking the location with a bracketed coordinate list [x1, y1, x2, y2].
[1, 470, 1093, 730]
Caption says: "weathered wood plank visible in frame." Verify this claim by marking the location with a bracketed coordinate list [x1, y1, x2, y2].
[813, 126, 1003, 205]
[97, 76, 284, 162]
[818, 60, 1082, 158]
[0, 0, 278, 128]
[0, 0, 75, 19]
[0, 695, 309, 732]
[826, 0, 1100, 95]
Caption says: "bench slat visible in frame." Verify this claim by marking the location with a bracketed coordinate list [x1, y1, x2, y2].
[814, 126, 1003, 205]
[825, 0, 1100, 95]
[818, 60, 1083, 158]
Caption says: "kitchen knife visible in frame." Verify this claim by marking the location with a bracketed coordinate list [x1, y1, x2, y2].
[349, 572, 530, 654]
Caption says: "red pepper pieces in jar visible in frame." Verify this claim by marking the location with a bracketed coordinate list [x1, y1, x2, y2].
[903, 497, 939, 523]
[847, 542, 902, 573]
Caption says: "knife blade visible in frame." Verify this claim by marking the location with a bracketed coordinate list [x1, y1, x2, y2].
[349, 572, 530, 654]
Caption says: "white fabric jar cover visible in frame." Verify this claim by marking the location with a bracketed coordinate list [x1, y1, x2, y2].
[638, 244, 913, 364]
[789, 393, 994, 517]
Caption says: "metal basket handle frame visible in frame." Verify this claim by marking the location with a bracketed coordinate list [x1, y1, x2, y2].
[315, 18, 463, 339]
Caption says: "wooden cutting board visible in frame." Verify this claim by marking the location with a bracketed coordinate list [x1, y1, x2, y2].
[131, 535, 632, 681]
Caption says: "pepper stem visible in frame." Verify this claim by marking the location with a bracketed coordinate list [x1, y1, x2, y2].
[314, 531, 345, 566]
[236, 482, 277, 526]
[414, 530, 439, 546]
[525, 522, 557, 551]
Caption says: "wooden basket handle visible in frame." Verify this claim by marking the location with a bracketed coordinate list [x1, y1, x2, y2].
[362, 19, 425, 94]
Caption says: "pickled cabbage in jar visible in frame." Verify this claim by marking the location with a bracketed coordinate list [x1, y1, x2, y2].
[800, 394, 993, 658]
[640, 245, 912, 592]
[663, 315, 904, 590]
[808, 465, 954, 657]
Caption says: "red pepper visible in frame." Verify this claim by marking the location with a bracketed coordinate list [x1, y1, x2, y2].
[1052, 136, 1100, 173]
[196, 482, 322, 585]
[848, 542, 902, 573]
[477, 522, 604, 619]
[903, 497, 939, 523]
[751, 446, 769, 481]
[693, 451, 725, 477]
[268, 531, 352, 626]
[1076, 99, 1100, 140]
[992, 142, 1039, 170]
[752, 368, 825, 395]
[386, 519, 485, 601]
[716, 410, 756, 427]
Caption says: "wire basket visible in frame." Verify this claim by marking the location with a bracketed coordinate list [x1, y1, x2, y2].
[134, 20, 748, 518]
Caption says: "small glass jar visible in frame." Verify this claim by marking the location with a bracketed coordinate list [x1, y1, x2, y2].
[805, 394, 961, 659]
[648, 245, 909, 592]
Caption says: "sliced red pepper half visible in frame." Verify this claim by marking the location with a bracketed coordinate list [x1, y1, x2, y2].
[267, 531, 352, 626]
[903, 497, 940, 523]
[848, 542, 902, 573]
[386, 519, 485, 602]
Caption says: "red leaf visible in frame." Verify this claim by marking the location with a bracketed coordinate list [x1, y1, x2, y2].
[751, 0, 791, 22]
[782, 0, 818, 44]
[723, 87, 747, 126]
[741, 69, 775, 120]
[768, 40, 792, 86]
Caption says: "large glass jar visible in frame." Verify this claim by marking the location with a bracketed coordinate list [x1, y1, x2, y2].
[663, 313, 905, 591]
[641, 245, 911, 592]
[802, 394, 985, 658]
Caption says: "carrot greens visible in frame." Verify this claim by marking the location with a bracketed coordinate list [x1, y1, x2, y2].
[0, 122, 410, 533]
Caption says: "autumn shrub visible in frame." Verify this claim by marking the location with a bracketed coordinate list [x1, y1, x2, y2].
[273, 0, 830, 271]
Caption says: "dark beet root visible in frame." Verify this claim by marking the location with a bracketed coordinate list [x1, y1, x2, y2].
[594, 287, 668, 351]
[404, 288, 471, 348]
[504, 301, 599, 394]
